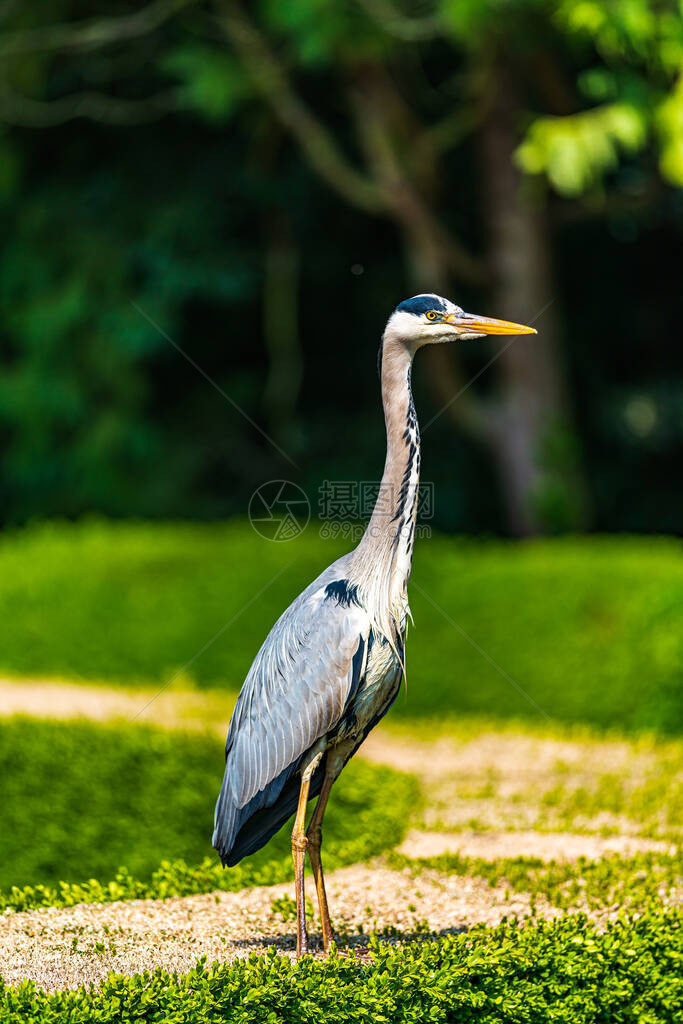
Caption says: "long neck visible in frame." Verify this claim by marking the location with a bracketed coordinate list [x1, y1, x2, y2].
[349, 332, 420, 639]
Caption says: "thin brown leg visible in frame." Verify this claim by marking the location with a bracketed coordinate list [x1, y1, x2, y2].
[291, 751, 322, 957]
[306, 772, 335, 952]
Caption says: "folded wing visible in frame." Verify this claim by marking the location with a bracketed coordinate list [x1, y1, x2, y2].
[213, 574, 369, 865]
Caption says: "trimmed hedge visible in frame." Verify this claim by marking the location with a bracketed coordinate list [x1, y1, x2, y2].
[0, 717, 418, 901]
[1, 520, 682, 731]
[1, 911, 681, 1022]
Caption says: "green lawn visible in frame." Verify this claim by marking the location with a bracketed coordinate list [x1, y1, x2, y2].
[0, 519, 681, 731]
[0, 717, 417, 900]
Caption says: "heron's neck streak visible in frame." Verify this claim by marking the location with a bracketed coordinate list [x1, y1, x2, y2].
[349, 332, 420, 640]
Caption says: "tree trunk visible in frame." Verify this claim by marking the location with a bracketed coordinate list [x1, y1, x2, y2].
[478, 62, 585, 534]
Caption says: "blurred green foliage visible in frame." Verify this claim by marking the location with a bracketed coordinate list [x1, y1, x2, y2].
[0, 716, 416, 892]
[518, 0, 683, 188]
[0, 520, 680, 732]
[517, 102, 647, 195]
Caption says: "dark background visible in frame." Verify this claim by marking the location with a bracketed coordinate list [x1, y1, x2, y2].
[0, 1, 681, 536]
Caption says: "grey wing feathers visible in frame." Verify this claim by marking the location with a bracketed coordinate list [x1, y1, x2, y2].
[213, 564, 369, 864]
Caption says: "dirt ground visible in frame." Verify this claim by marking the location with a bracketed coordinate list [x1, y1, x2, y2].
[0, 676, 232, 732]
[0, 863, 551, 991]
[397, 828, 674, 861]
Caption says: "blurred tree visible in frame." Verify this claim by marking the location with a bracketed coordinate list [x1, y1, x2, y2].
[0, 1, 681, 532]
[216, 0, 566, 534]
[210, 0, 683, 532]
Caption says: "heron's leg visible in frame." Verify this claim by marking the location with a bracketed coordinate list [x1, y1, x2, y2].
[291, 749, 323, 957]
[306, 771, 336, 952]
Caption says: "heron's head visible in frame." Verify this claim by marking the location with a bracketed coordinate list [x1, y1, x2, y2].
[386, 293, 537, 348]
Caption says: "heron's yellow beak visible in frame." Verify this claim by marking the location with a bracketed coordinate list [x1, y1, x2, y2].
[446, 312, 537, 336]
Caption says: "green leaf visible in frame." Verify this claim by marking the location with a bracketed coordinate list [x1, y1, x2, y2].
[161, 45, 251, 121]
[657, 75, 683, 185]
[516, 103, 647, 195]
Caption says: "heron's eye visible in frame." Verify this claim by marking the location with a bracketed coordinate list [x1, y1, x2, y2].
[426, 311, 439, 321]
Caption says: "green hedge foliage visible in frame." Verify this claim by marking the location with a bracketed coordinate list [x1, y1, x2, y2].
[2, 911, 681, 1023]
[0, 718, 418, 899]
[1, 520, 682, 731]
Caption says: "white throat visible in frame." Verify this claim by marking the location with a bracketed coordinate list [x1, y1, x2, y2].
[348, 328, 420, 643]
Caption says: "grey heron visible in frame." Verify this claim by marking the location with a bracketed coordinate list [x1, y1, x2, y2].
[213, 294, 536, 955]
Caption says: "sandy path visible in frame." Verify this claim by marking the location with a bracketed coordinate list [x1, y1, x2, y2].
[397, 829, 675, 861]
[0, 677, 233, 733]
[360, 728, 657, 785]
[0, 863, 552, 992]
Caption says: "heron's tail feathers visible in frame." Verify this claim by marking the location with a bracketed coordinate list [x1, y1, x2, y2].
[212, 774, 240, 866]
[213, 755, 321, 868]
